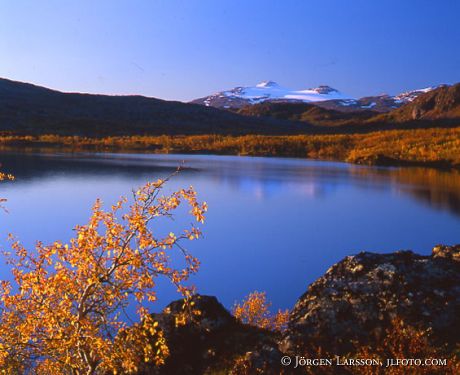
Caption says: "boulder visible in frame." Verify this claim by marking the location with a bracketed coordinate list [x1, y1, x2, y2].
[134, 245, 459, 373]
[140, 295, 281, 374]
[280, 245, 460, 355]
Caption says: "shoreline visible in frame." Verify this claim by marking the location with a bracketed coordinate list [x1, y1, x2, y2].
[1, 146, 458, 171]
[1, 131, 459, 171]
[0, 144, 458, 171]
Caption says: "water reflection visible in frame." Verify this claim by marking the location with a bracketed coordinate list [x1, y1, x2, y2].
[0, 151, 459, 310]
[4, 151, 457, 216]
[388, 168, 460, 216]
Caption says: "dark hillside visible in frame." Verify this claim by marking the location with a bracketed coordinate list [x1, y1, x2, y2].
[237, 101, 376, 126]
[378, 83, 460, 122]
[0, 78, 310, 136]
[1, 78, 459, 137]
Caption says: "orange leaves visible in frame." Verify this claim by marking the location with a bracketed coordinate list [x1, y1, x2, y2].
[233, 291, 289, 333]
[0, 172, 14, 211]
[178, 187, 208, 224]
[109, 314, 169, 372]
[0, 176, 207, 374]
[0, 173, 14, 181]
[351, 318, 460, 375]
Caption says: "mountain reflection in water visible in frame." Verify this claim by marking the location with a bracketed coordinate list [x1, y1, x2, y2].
[2, 152, 459, 216]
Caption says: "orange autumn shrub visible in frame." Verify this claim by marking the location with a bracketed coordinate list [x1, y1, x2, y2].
[1, 127, 460, 165]
[350, 318, 460, 375]
[0, 176, 207, 374]
[233, 291, 289, 332]
[0, 172, 14, 209]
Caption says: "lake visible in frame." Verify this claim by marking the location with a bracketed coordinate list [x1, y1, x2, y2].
[0, 151, 459, 311]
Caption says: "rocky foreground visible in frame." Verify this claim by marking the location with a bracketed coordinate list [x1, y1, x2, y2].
[140, 245, 459, 374]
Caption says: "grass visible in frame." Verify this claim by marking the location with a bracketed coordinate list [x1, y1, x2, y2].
[0, 127, 459, 168]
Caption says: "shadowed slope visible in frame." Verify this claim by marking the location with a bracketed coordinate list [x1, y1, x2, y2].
[0, 78, 310, 136]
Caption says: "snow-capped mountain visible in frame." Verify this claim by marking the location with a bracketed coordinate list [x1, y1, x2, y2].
[192, 82, 445, 112]
[393, 86, 443, 103]
[315, 86, 445, 113]
[191, 81, 352, 109]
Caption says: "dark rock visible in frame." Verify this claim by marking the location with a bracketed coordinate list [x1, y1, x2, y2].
[349, 153, 401, 166]
[280, 245, 460, 355]
[133, 245, 459, 373]
[228, 345, 288, 375]
[140, 295, 280, 375]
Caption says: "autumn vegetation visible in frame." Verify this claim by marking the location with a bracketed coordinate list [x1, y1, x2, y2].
[299, 319, 460, 375]
[1, 126, 459, 168]
[232, 291, 289, 333]
[229, 307, 459, 374]
[0, 173, 207, 374]
[350, 319, 460, 375]
[0, 172, 14, 210]
[0, 155, 458, 373]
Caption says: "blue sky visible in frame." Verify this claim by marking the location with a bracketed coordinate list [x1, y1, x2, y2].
[1, 0, 459, 101]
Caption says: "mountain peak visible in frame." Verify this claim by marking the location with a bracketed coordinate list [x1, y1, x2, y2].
[309, 85, 339, 94]
[256, 80, 280, 88]
[191, 81, 452, 112]
[192, 81, 351, 108]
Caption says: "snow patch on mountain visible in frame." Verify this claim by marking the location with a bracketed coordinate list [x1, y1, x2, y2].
[394, 86, 441, 104]
[193, 82, 448, 112]
[198, 81, 352, 108]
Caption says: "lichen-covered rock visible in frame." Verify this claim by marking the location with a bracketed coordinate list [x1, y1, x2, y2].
[280, 244, 460, 355]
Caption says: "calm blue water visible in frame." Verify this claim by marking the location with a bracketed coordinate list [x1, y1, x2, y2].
[0, 152, 459, 311]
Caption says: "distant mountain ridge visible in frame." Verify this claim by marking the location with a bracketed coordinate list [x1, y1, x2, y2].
[236, 83, 460, 129]
[0, 77, 458, 138]
[191, 81, 445, 112]
[382, 83, 460, 122]
[0, 77, 309, 136]
[191, 81, 351, 109]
